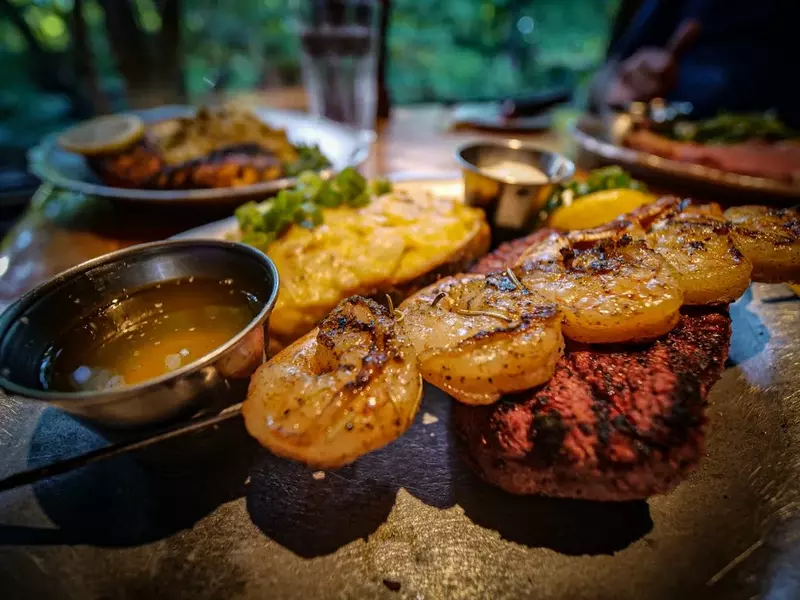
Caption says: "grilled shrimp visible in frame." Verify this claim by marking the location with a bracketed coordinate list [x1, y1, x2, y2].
[724, 206, 800, 283]
[647, 211, 752, 304]
[517, 231, 684, 344]
[399, 271, 564, 405]
[242, 296, 422, 468]
[626, 195, 726, 226]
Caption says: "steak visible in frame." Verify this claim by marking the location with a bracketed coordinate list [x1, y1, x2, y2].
[625, 129, 800, 183]
[453, 232, 732, 500]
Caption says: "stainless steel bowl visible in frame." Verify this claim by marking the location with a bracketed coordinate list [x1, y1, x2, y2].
[0, 240, 279, 430]
[456, 140, 575, 237]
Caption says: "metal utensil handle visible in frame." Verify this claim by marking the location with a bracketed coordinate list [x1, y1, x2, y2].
[0, 403, 243, 494]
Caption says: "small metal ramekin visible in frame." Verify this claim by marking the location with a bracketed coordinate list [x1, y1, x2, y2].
[0, 240, 279, 430]
[456, 140, 576, 237]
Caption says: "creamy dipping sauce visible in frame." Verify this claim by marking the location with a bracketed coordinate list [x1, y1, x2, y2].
[41, 277, 259, 392]
[482, 160, 549, 184]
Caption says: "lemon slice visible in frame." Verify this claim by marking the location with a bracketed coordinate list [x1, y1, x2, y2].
[788, 283, 800, 297]
[58, 114, 145, 156]
[547, 188, 655, 231]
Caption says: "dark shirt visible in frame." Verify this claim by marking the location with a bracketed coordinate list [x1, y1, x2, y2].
[611, 0, 800, 126]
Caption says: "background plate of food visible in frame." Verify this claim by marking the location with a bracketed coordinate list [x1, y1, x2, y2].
[28, 104, 373, 204]
[571, 106, 800, 200]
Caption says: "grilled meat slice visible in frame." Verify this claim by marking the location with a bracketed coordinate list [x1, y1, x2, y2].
[453, 233, 732, 500]
[86, 107, 301, 190]
[624, 129, 800, 182]
[89, 142, 284, 190]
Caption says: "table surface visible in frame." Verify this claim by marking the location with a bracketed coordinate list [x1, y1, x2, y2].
[1, 102, 799, 600]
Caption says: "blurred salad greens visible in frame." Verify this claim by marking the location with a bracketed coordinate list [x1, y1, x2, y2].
[656, 112, 799, 145]
[284, 144, 332, 177]
[537, 166, 647, 224]
[235, 168, 392, 251]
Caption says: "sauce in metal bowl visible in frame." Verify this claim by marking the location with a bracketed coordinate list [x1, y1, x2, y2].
[40, 277, 260, 392]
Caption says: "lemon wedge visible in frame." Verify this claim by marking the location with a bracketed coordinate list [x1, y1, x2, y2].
[547, 188, 655, 231]
[58, 114, 145, 156]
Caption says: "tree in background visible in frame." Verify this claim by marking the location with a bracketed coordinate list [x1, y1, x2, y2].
[0, 0, 618, 152]
[1, 0, 184, 115]
[0, 0, 191, 153]
[388, 0, 619, 102]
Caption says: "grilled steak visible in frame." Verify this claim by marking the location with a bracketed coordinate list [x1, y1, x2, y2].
[453, 232, 732, 500]
[625, 129, 800, 183]
[86, 107, 306, 190]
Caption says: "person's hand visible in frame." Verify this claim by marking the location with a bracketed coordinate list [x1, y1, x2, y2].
[606, 20, 700, 108]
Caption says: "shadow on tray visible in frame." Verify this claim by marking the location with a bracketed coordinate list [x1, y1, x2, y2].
[246, 387, 653, 558]
[0, 406, 259, 547]
[1, 390, 652, 555]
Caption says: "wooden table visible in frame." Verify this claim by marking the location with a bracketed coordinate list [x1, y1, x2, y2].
[0, 104, 566, 313]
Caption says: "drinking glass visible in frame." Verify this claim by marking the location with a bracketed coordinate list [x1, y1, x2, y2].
[291, 0, 382, 132]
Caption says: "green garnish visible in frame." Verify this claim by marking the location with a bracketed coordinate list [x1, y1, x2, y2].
[283, 144, 332, 176]
[235, 168, 393, 251]
[536, 166, 647, 226]
[369, 178, 393, 196]
[654, 111, 798, 145]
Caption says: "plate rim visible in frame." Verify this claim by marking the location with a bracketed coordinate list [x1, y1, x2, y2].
[28, 106, 374, 203]
[570, 116, 800, 199]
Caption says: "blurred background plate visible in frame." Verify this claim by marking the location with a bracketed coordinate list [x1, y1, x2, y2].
[571, 114, 800, 201]
[451, 103, 555, 132]
[27, 105, 373, 205]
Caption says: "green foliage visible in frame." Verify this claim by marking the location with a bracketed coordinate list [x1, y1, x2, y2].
[387, 0, 618, 102]
[0, 0, 618, 149]
[656, 111, 799, 144]
[284, 145, 333, 177]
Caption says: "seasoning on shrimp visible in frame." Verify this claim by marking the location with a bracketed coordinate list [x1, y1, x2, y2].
[242, 296, 422, 468]
[516, 230, 684, 344]
[647, 210, 752, 304]
[399, 271, 564, 405]
[724, 205, 800, 284]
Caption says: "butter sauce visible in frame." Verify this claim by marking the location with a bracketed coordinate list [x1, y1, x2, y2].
[41, 277, 259, 392]
[482, 160, 549, 184]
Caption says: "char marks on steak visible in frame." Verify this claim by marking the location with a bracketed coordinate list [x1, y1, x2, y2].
[453, 232, 732, 500]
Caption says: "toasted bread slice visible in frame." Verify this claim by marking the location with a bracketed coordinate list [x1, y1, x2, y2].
[265, 190, 490, 349]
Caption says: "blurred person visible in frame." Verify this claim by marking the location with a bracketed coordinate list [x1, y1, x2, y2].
[590, 0, 800, 126]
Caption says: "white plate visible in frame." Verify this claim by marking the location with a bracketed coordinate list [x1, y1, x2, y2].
[172, 172, 463, 241]
[29, 105, 373, 205]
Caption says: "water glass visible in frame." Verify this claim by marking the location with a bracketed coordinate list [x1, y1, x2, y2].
[292, 0, 382, 132]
